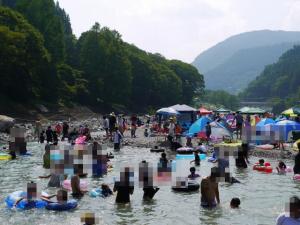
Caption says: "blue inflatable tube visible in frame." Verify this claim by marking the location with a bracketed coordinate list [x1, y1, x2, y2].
[45, 199, 77, 211]
[5, 191, 48, 210]
[208, 157, 217, 162]
[90, 188, 112, 198]
[89, 188, 102, 198]
[176, 154, 206, 160]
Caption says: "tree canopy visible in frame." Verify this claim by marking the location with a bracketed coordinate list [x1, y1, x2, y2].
[0, 1, 205, 113]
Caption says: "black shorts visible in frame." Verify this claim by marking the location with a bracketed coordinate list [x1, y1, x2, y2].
[236, 123, 242, 130]
[114, 143, 120, 150]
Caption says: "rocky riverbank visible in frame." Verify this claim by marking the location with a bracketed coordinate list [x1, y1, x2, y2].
[0, 114, 298, 160]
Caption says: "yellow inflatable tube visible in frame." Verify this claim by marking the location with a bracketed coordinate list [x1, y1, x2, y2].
[0, 153, 12, 160]
[293, 140, 300, 151]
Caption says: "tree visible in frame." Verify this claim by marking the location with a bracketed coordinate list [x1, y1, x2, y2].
[0, 6, 51, 102]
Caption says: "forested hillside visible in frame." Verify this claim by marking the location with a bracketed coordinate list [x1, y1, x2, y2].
[203, 43, 298, 93]
[192, 30, 300, 93]
[242, 45, 300, 113]
[0, 0, 204, 113]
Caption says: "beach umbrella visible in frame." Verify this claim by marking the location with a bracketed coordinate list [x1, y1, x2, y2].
[214, 108, 231, 113]
[156, 107, 179, 115]
[210, 121, 232, 140]
[281, 107, 300, 117]
[256, 118, 275, 127]
[169, 104, 197, 112]
[272, 120, 300, 141]
[187, 117, 212, 135]
[199, 107, 213, 115]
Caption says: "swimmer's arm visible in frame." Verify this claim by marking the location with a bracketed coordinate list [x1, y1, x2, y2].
[40, 195, 55, 203]
[39, 174, 51, 179]
[215, 186, 220, 204]
[13, 197, 24, 207]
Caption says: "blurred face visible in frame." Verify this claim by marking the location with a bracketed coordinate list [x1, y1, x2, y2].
[27, 183, 37, 200]
[289, 203, 300, 218]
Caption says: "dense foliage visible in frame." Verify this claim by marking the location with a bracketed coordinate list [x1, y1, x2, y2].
[242, 45, 300, 113]
[194, 90, 240, 110]
[0, 1, 204, 112]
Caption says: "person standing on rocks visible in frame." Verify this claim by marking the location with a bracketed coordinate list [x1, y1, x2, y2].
[62, 122, 69, 141]
[234, 112, 244, 139]
[109, 112, 117, 139]
[167, 118, 176, 145]
[46, 126, 53, 143]
[103, 116, 109, 138]
[35, 120, 42, 141]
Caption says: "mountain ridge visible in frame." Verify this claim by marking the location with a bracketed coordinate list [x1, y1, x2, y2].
[192, 30, 300, 93]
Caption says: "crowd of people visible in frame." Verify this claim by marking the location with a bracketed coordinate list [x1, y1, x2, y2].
[3, 111, 300, 225]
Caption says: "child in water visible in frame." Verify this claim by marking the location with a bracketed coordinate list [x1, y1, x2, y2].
[188, 167, 200, 179]
[144, 129, 149, 137]
[100, 184, 113, 197]
[258, 159, 265, 166]
[190, 151, 200, 166]
[230, 198, 241, 208]
[39, 131, 45, 143]
[276, 161, 287, 174]
[71, 175, 85, 198]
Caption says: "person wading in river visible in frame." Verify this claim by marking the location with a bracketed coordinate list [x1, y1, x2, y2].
[201, 167, 220, 208]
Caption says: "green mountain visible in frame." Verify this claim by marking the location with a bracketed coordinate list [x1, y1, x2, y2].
[242, 45, 300, 113]
[192, 30, 300, 93]
[0, 1, 204, 113]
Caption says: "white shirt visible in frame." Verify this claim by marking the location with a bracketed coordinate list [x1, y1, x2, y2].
[168, 123, 175, 137]
[113, 131, 122, 144]
[276, 213, 300, 225]
[103, 118, 109, 129]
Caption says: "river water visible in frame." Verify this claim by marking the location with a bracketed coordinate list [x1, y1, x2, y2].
[0, 142, 299, 225]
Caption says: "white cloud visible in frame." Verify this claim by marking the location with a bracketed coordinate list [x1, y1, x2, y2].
[57, 0, 300, 63]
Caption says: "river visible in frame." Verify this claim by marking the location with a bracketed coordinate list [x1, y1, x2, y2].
[0, 142, 299, 225]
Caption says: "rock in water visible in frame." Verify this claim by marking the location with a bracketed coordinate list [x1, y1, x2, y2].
[0, 115, 15, 133]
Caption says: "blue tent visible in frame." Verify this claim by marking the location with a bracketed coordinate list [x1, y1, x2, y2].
[187, 117, 212, 136]
[256, 118, 275, 127]
[267, 120, 300, 141]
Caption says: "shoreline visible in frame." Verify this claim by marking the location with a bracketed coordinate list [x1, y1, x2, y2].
[0, 116, 298, 161]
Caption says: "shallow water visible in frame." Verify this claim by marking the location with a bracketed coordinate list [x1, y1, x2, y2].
[0, 142, 299, 225]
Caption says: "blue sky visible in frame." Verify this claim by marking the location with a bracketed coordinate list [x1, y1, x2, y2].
[57, 0, 300, 63]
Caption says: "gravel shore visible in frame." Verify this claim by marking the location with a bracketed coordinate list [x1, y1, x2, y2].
[0, 116, 298, 161]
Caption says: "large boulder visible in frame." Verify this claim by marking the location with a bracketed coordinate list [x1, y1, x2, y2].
[0, 115, 15, 133]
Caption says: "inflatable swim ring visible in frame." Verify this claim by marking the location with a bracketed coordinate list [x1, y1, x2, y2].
[62, 180, 88, 191]
[293, 140, 300, 151]
[150, 147, 165, 153]
[208, 157, 217, 162]
[256, 144, 274, 150]
[89, 188, 112, 198]
[285, 167, 293, 173]
[200, 154, 206, 160]
[5, 191, 48, 210]
[293, 174, 300, 181]
[75, 136, 86, 144]
[253, 162, 273, 173]
[172, 180, 200, 192]
[45, 199, 77, 211]
[0, 153, 12, 160]
[176, 147, 194, 154]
